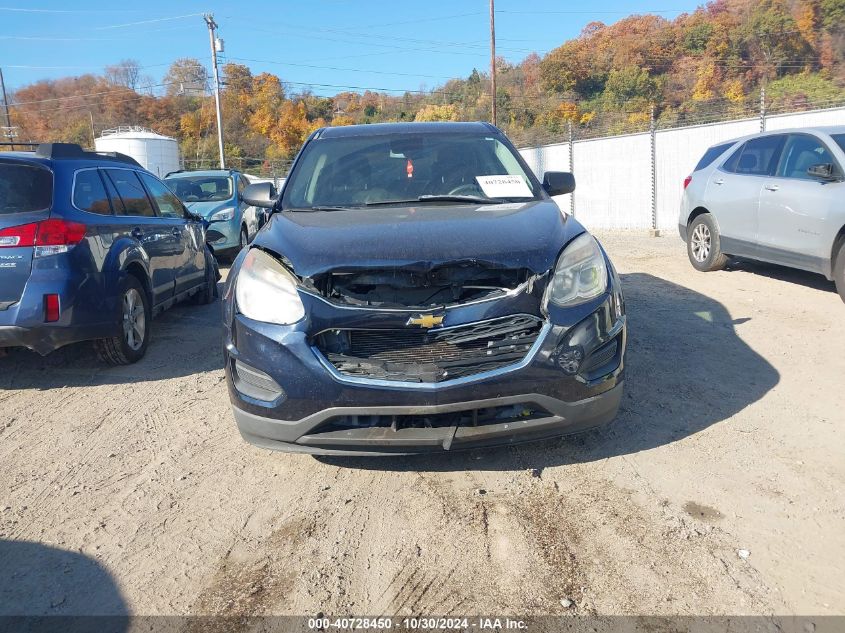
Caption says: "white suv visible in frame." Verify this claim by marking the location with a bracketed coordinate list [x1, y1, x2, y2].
[678, 126, 845, 302]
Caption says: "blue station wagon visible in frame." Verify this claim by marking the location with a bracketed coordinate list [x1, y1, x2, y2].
[0, 143, 217, 364]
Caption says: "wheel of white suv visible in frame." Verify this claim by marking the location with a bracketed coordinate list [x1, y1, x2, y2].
[687, 213, 729, 272]
[834, 241, 845, 304]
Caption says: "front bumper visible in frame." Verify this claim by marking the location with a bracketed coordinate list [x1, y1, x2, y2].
[205, 218, 241, 252]
[233, 382, 623, 455]
[223, 268, 627, 454]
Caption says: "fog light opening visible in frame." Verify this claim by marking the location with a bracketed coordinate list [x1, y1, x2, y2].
[554, 344, 584, 375]
[233, 359, 285, 403]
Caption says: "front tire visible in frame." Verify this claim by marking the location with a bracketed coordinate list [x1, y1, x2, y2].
[94, 276, 151, 365]
[687, 213, 729, 272]
[834, 241, 845, 304]
[239, 225, 248, 251]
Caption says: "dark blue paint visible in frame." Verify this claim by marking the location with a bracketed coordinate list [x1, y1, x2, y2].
[0, 152, 209, 355]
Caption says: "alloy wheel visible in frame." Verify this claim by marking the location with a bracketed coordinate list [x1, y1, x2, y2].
[691, 223, 711, 262]
[122, 288, 146, 351]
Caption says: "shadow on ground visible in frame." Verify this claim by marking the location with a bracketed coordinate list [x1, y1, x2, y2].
[727, 257, 838, 294]
[0, 539, 128, 623]
[0, 284, 225, 392]
[318, 272, 780, 472]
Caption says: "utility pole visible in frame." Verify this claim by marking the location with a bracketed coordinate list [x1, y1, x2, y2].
[489, 0, 497, 127]
[0, 67, 15, 150]
[567, 120, 574, 217]
[759, 84, 766, 132]
[204, 13, 225, 169]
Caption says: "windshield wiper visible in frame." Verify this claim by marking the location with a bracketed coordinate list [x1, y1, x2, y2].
[361, 195, 501, 207]
[289, 206, 355, 212]
[417, 194, 501, 204]
[360, 199, 419, 207]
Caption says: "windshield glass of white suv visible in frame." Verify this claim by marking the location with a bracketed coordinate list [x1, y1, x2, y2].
[282, 133, 543, 209]
[832, 134, 845, 155]
[166, 176, 233, 203]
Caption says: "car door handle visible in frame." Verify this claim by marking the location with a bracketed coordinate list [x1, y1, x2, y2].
[131, 227, 143, 239]
[171, 227, 181, 237]
[764, 184, 779, 191]
[713, 178, 725, 185]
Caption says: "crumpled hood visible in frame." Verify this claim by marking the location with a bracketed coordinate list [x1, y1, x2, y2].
[185, 200, 234, 219]
[252, 200, 585, 277]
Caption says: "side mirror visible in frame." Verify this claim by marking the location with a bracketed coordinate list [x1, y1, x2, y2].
[242, 182, 276, 208]
[807, 163, 836, 181]
[542, 171, 576, 196]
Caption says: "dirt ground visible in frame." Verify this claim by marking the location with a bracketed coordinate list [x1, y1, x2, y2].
[1, 230, 843, 620]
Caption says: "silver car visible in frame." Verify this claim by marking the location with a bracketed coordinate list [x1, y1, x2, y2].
[678, 126, 845, 302]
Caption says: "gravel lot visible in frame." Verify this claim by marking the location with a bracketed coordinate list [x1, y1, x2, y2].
[1, 230, 843, 619]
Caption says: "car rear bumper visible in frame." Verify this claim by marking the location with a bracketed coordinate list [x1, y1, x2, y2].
[0, 265, 119, 355]
[232, 381, 623, 455]
[0, 322, 118, 355]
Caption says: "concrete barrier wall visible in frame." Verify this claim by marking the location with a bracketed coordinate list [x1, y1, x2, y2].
[519, 106, 845, 231]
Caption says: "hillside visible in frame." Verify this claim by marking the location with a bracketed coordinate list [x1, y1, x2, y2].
[3, 0, 844, 174]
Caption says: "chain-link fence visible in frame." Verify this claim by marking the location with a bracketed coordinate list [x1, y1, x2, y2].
[509, 88, 845, 148]
[517, 93, 845, 232]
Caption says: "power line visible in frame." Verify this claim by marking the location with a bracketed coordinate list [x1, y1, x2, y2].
[225, 56, 456, 81]
[0, 25, 196, 41]
[0, 6, 142, 13]
[94, 13, 205, 30]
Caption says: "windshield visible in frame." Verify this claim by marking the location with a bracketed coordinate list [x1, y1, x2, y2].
[0, 161, 53, 215]
[282, 132, 543, 209]
[165, 175, 234, 203]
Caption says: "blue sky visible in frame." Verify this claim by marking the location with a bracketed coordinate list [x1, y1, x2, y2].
[0, 1, 701, 96]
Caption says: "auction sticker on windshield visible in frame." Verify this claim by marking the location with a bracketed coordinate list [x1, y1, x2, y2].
[475, 175, 533, 198]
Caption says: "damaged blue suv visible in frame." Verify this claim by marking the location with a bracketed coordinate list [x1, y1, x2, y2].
[223, 122, 626, 455]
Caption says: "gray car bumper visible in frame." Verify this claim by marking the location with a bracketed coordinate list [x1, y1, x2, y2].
[233, 381, 624, 456]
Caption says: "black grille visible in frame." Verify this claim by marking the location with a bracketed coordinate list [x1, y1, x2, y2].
[318, 403, 550, 433]
[316, 314, 544, 383]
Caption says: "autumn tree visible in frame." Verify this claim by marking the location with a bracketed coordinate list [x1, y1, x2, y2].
[104, 59, 144, 90]
[164, 58, 208, 96]
[414, 104, 459, 121]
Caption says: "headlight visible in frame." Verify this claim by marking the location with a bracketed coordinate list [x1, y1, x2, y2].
[210, 207, 235, 222]
[235, 249, 305, 325]
[547, 233, 608, 307]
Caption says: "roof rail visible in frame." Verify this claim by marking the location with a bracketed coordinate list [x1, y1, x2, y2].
[164, 167, 239, 177]
[35, 143, 142, 167]
[0, 141, 39, 149]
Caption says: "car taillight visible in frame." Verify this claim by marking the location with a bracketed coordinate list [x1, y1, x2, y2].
[0, 222, 38, 248]
[683, 175, 692, 190]
[0, 220, 86, 256]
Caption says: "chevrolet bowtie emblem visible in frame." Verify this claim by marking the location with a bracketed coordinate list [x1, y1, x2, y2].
[406, 314, 444, 329]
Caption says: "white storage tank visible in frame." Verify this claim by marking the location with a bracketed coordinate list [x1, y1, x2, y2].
[95, 126, 180, 177]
